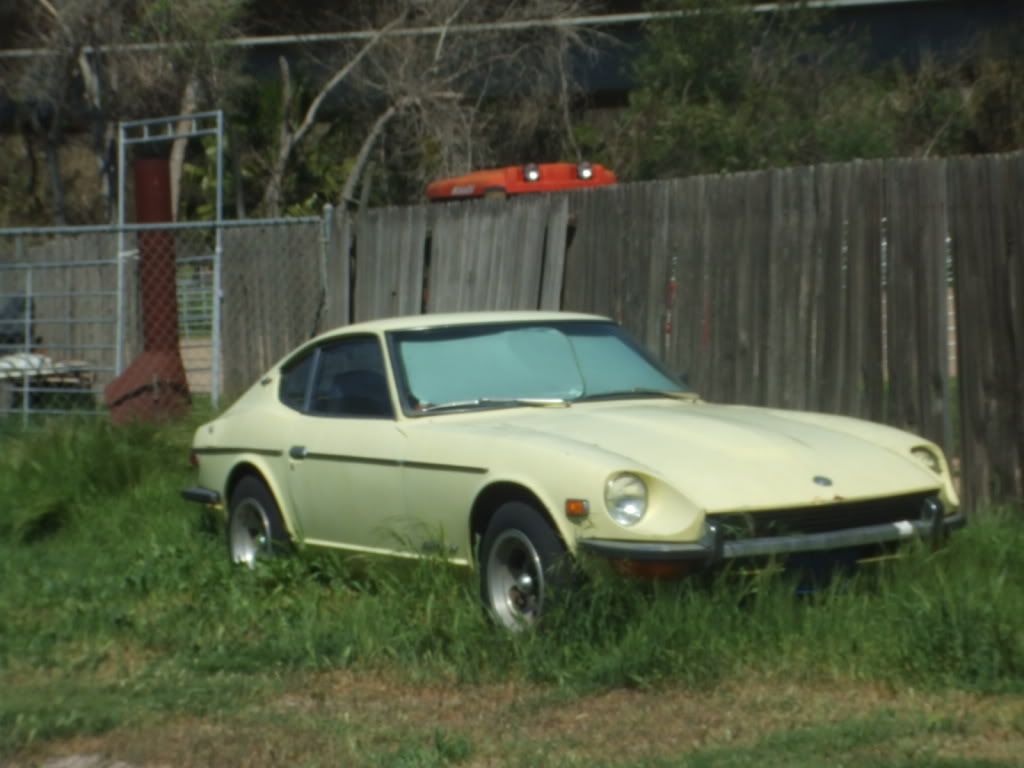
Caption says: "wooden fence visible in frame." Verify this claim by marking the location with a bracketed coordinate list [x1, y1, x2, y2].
[280, 153, 1019, 508]
[947, 154, 1024, 508]
[554, 157, 1021, 507]
[2, 153, 1018, 508]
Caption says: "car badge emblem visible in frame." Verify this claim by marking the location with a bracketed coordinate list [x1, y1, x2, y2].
[813, 475, 833, 487]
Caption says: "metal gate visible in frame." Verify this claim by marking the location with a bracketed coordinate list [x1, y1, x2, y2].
[0, 216, 327, 424]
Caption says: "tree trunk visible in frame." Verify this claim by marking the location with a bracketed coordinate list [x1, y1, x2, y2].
[44, 137, 66, 226]
[170, 79, 199, 221]
[230, 123, 246, 219]
[339, 102, 403, 209]
[260, 19, 401, 217]
[77, 49, 116, 222]
[261, 57, 295, 218]
[263, 145, 290, 218]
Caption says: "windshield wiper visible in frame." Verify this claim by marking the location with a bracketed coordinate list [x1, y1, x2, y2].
[418, 397, 570, 414]
[575, 389, 699, 403]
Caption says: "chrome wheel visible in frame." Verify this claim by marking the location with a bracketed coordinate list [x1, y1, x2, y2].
[485, 528, 545, 630]
[229, 498, 273, 566]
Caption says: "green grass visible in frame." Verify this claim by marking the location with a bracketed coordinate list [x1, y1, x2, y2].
[1, 418, 1022, 760]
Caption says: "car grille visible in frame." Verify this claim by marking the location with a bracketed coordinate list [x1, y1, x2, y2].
[709, 492, 937, 541]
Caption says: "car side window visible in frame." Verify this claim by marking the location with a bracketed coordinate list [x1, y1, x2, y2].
[279, 351, 316, 411]
[309, 336, 393, 418]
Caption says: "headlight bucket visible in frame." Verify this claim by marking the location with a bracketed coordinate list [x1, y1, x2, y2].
[605, 473, 647, 527]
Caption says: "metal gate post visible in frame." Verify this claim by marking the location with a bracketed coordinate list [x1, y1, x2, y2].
[115, 122, 127, 377]
[319, 203, 334, 332]
[21, 265, 32, 426]
[211, 111, 225, 409]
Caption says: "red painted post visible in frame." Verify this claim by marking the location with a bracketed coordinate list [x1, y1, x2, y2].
[104, 156, 191, 422]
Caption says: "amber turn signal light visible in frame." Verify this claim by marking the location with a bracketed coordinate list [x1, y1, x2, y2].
[565, 499, 589, 518]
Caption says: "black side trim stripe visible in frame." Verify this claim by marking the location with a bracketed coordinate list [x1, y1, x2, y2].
[403, 460, 487, 475]
[307, 452, 486, 475]
[194, 447, 486, 474]
[193, 447, 283, 457]
[306, 453, 399, 467]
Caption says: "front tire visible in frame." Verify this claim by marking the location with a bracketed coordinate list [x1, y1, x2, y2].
[227, 475, 289, 567]
[479, 502, 571, 630]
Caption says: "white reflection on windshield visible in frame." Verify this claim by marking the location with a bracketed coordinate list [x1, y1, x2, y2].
[395, 322, 683, 412]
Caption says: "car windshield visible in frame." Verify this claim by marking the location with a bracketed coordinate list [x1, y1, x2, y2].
[390, 321, 685, 413]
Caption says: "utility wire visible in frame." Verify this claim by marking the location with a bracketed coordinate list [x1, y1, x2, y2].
[0, 0, 951, 60]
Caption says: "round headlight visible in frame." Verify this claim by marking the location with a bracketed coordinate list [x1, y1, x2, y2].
[911, 447, 942, 474]
[605, 473, 647, 527]
[524, 163, 541, 182]
[577, 161, 594, 180]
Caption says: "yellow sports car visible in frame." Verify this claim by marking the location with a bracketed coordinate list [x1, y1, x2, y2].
[183, 312, 963, 628]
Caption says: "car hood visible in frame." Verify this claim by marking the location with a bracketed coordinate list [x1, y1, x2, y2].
[459, 400, 941, 512]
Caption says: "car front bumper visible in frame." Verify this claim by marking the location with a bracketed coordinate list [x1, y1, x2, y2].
[578, 512, 967, 564]
[181, 486, 222, 506]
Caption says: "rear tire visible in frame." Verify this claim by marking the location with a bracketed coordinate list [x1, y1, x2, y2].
[227, 475, 290, 566]
[479, 501, 571, 630]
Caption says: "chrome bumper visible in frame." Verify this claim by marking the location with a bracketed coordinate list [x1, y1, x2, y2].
[578, 512, 966, 563]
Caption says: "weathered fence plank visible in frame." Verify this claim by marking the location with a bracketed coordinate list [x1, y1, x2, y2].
[538, 196, 570, 311]
[666, 176, 708, 392]
[562, 187, 619, 321]
[844, 161, 885, 422]
[353, 206, 428, 322]
[765, 168, 811, 409]
[563, 182, 674, 355]
[624, 182, 671, 353]
[427, 197, 550, 312]
[950, 154, 1024, 507]
[884, 158, 950, 449]
[705, 174, 740, 402]
[811, 163, 840, 413]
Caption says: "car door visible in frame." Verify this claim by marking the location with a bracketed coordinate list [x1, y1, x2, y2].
[283, 334, 409, 555]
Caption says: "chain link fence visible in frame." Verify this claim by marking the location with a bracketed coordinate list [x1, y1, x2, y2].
[0, 216, 327, 424]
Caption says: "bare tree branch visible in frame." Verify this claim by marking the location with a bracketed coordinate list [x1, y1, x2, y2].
[339, 99, 411, 209]
[332, 0, 596, 203]
[261, 12, 408, 216]
[170, 79, 199, 220]
[12, 0, 245, 223]
[294, 15, 407, 150]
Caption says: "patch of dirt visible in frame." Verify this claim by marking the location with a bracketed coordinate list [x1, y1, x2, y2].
[10, 674, 1024, 768]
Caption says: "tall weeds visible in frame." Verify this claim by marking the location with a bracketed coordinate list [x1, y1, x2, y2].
[0, 419, 180, 542]
[1, 419, 1022, 752]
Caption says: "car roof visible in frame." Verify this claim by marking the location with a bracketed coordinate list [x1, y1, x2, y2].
[314, 310, 610, 340]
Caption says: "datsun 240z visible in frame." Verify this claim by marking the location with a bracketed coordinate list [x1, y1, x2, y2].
[182, 312, 963, 629]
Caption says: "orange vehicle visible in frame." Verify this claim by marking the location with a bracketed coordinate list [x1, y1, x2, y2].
[426, 162, 617, 201]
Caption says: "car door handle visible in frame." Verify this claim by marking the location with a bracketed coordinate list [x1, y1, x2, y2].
[289, 445, 308, 460]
